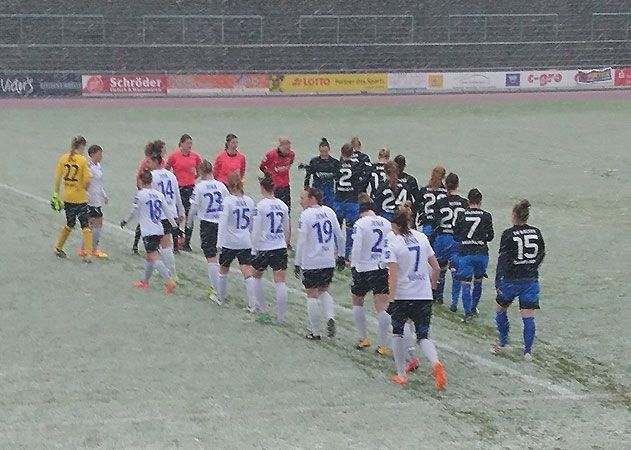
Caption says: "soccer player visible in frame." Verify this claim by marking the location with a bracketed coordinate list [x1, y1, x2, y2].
[432, 173, 468, 308]
[146, 143, 184, 280]
[52, 135, 92, 262]
[454, 188, 494, 322]
[213, 133, 246, 185]
[371, 161, 409, 221]
[418, 166, 447, 237]
[216, 173, 258, 310]
[166, 134, 202, 252]
[295, 187, 343, 340]
[250, 174, 290, 323]
[82, 144, 109, 258]
[350, 137, 373, 193]
[120, 170, 176, 294]
[368, 147, 390, 195]
[186, 160, 229, 304]
[350, 193, 392, 354]
[259, 136, 295, 211]
[302, 138, 339, 208]
[393, 155, 421, 226]
[493, 200, 545, 361]
[383, 204, 446, 389]
[334, 143, 364, 266]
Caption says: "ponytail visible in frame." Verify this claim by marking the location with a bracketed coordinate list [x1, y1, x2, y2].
[384, 161, 399, 193]
[513, 199, 531, 223]
[69, 135, 86, 160]
[428, 166, 446, 189]
[391, 201, 413, 235]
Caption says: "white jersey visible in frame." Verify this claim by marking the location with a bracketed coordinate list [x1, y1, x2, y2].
[188, 179, 229, 224]
[151, 168, 184, 219]
[383, 230, 435, 300]
[125, 188, 172, 237]
[217, 194, 255, 250]
[295, 205, 343, 270]
[351, 214, 392, 272]
[87, 159, 107, 207]
[252, 197, 290, 251]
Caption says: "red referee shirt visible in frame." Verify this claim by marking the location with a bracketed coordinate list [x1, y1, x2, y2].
[213, 150, 246, 185]
[259, 148, 295, 189]
[166, 148, 202, 187]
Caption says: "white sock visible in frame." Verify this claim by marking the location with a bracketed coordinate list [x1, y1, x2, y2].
[154, 260, 171, 283]
[352, 305, 367, 340]
[91, 226, 101, 252]
[275, 282, 288, 322]
[245, 277, 257, 309]
[161, 246, 176, 276]
[419, 338, 439, 364]
[143, 261, 154, 283]
[207, 262, 220, 291]
[403, 322, 416, 359]
[319, 291, 335, 321]
[392, 335, 407, 377]
[376, 310, 391, 348]
[306, 297, 321, 336]
[253, 277, 268, 312]
[217, 274, 228, 302]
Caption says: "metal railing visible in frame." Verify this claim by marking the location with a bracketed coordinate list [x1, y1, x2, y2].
[298, 14, 414, 44]
[0, 14, 105, 44]
[591, 13, 631, 41]
[447, 14, 559, 43]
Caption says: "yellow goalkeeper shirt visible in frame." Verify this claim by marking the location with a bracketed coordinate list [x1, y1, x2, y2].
[54, 152, 91, 204]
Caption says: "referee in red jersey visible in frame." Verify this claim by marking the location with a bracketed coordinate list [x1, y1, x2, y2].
[166, 134, 202, 252]
[259, 137, 295, 211]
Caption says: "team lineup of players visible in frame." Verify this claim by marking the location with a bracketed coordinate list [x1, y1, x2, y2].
[51, 134, 546, 388]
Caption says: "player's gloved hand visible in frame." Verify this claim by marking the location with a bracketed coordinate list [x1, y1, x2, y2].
[294, 265, 301, 279]
[120, 220, 127, 229]
[336, 256, 347, 272]
[50, 192, 63, 211]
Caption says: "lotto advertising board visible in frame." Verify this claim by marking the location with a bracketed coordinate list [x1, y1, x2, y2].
[268, 73, 388, 93]
[82, 75, 168, 96]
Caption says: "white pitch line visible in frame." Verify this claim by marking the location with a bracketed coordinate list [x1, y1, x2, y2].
[0, 182, 575, 397]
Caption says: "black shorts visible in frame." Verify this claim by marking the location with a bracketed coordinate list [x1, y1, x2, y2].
[143, 235, 162, 253]
[219, 248, 253, 267]
[64, 202, 89, 228]
[252, 248, 288, 272]
[302, 268, 334, 289]
[87, 206, 103, 218]
[180, 185, 194, 215]
[161, 219, 173, 235]
[274, 186, 291, 212]
[351, 268, 389, 296]
[199, 221, 219, 258]
[388, 299, 433, 340]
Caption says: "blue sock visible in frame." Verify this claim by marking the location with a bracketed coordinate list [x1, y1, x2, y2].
[461, 283, 472, 315]
[451, 277, 461, 309]
[495, 311, 509, 346]
[472, 282, 482, 310]
[436, 269, 447, 301]
[522, 317, 535, 354]
[345, 226, 354, 261]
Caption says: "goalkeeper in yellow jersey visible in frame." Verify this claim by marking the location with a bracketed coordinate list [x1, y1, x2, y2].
[52, 136, 92, 262]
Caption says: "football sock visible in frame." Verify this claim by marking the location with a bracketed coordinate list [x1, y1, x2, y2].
[403, 322, 416, 359]
[319, 291, 335, 320]
[451, 277, 461, 309]
[143, 261, 154, 283]
[392, 335, 407, 377]
[133, 225, 141, 248]
[161, 246, 176, 276]
[81, 228, 93, 256]
[207, 262, 220, 292]
[461, 282, 472, 315]
[376, 310, 390, 348]
[522, 317, 536, 354]
[184, 226, 193, 246]
[217, 274, 228, 302]
[154, 260, 171, 283]
[436, 269, 447, 300]
[472, 281, 482, 310]
[56, 225, 72, 250]
[344, 225, 354, 261]
[253, 277, 268, 312]
[245, 277, 257, 309]
[275, 282, 288, 322]
[496, 311, 510, 347]
[306, 297, 321, 336]
[352, 305, 367, 340]
[91, 226, 101, 252]
[419, 338, 439, 364]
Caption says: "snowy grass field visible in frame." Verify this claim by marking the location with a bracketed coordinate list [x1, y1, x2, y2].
[1, 95, 630, 448]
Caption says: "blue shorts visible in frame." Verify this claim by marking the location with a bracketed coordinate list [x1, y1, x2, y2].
[433, 234, 460, 268]
[333, 201, 359, 225]
[378, 211, 393, 221]
[314, 183, 335, 208]
[496, 279, 540, 309]
[422, 224, 432, 237]
[456, 254, 489, 282]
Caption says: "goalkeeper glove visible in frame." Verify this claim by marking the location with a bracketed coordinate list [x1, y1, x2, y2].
[50, 192, 63, 211]
[120, 220, 127, 228]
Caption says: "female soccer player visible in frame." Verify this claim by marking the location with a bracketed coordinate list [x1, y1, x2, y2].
[418, 166, 447, 236]
[146, 143, 184, 280]
[349, 137, 373, 193]
[251, 174, 290, 323]
[350, 193, 392, 354]
[371, 161, 409, 221]
[81, 144, 109, 258]
[393, 155, 421, 226]
[186, 160, 229, 304]
[52, 135, 92, 262]
[454, 188, 494, 322]
[493, 200, 545, 361]
[120, 170, 176, 294]
[259, 136, 295, 211]
[384, 204, 446, 389]
[216, 172, 258, 310]
[368, 147, 390, 195]
[334, 143, 363, 266]
[303, 138, 339, 208]
[213, 133, 246, 185]
[295, 187, 343, 339]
